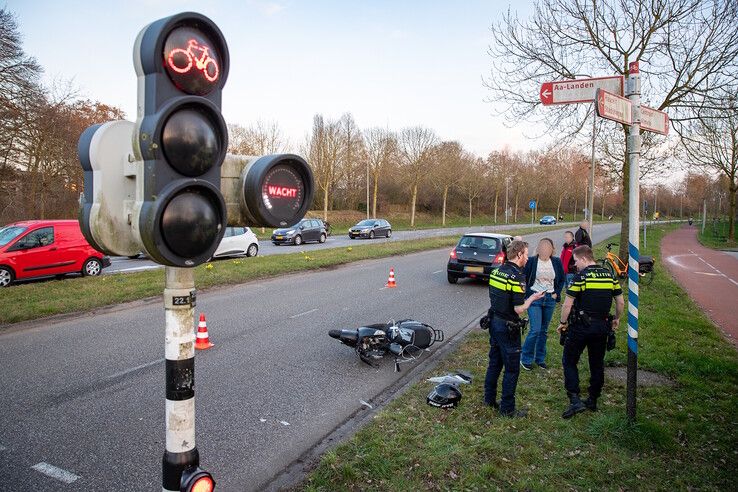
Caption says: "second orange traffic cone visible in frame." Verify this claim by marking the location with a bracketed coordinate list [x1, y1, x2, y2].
[195, 313, 214, 350]
[385, 268, 397, 288]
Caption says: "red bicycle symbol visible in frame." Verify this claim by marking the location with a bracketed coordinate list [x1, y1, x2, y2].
[167, 39, 219, 82]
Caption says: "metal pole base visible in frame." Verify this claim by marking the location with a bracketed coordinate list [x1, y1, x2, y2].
[626, 349, 637, 422]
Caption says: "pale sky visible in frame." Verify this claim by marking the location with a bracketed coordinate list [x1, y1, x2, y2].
[8, 0, 540, 156]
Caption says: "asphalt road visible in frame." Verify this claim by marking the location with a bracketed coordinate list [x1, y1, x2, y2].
[0, 223, 621, 491]
[105, 221, 580, 274]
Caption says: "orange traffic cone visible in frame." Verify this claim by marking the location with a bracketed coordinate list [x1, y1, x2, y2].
[195, 313, 214, 350]
[385, 268, 397, 288]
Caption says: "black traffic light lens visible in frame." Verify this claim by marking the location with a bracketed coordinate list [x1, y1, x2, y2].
[163, 26, 221, 95]
[261, 164, 306, 222]
[162, 108, 221, 177]
[161, 189, 222, 259]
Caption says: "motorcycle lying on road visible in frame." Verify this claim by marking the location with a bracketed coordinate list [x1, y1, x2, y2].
[329, 319, 444, 371]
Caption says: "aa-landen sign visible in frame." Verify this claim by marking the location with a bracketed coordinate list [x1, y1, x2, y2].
[539, 75, 623, 105]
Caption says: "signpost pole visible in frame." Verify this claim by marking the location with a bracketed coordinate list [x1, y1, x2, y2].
[588, 101, 596, 241]
[163, 266, 199, 491]
[626, 62, 641, 423]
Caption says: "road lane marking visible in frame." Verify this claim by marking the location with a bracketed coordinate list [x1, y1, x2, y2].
[694, 256, 738, 288]
[289, 308, 318, 319]
[116, 265, 162, 273]
[432, 270, 443, 274]
[31, 462, 80, 484]
[695, 272, 722, 276]
[105, 358, 164, 381]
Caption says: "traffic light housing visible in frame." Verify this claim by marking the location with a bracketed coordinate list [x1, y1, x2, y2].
[133, 12, 229, 267]
[78, 120, 141, 257]
[180, 466, 214, 492]
[221, 154, 315, 228]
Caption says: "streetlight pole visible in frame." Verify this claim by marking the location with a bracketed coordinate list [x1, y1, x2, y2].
[505, 176, 510, 224]
[366, 160, 370, 219]
[588, 101, 596, 241]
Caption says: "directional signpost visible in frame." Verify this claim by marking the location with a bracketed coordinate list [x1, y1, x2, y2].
[641, 105, 670, 135]
[539, 75, 623, 105]
[596, 89, 633, 125]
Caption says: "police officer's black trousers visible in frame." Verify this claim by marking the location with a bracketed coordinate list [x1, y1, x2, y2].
[562, 327, 607, 399]
[484, 318, 521, 413]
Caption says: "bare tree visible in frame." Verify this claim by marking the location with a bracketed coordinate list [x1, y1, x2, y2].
[679, 94, 738, 240]
[430, 141, 464, 225]
[399, 126, 437, 227]
[227, 120, 288, 155]
[304, 114, 342, 221]
[459, 154, 488, 224]
[364, 127, 397, 218]
[486, 0, 738, 260]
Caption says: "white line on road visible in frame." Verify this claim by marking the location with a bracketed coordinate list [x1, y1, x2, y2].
[432, 270, 443, 274]
[695, 256, 738, 289]
[116, 265, 162, 273]
[31, 462, 80, 484]
[289, 308, 318, 319]
[694, 272, 722, 276]
[105, 358, 164, 381]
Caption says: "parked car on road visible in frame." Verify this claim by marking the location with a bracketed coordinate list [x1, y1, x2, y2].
[446, 233, 513, 284]
[271, 219, 327, 245]
[539, 215, 557, 225]
[212, 227, 259, 259]
[348, 219, 392, 239]
[0, 220, 110, 287]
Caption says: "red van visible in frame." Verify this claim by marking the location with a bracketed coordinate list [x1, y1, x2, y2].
[0, 220, 110, 287]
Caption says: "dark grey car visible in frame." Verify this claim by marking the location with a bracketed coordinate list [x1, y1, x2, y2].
[271, 219, 327, 245]
[348, 219, 392, 239]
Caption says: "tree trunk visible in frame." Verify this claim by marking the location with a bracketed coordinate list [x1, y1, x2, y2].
[410, 184, 418, 227]
[372, 175, 379, 218]
[729, 184, 736, 241]
[469, 197, 473, 225]
[514, 192, 519, 222]
[494, 190, 499, 223]
[323, 186, 329, 221]
[442, 186, 448, 226]
[601, 191, 606, 220]
[574, 195, 578, 221]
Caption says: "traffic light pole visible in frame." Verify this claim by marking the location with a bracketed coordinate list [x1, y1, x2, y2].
[163, 266, 199, 491]
[626, 62, 641, 423]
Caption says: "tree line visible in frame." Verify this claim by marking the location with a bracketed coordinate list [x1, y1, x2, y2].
[2, 3, 736, 243]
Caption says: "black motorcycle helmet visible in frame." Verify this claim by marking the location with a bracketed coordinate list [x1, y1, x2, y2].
[427, 383, 462, 409]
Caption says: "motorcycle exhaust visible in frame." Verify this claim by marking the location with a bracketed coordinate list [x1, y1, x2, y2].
[329, 329, 359, 346]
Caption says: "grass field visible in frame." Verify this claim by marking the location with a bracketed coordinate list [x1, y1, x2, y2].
[303, 224, 738, 491]
[0, 224, 555, 325]
[697, 218, 738, 250]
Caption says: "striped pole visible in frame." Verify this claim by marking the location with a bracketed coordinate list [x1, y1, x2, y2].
[626, 61, 641, 422]
[162, 267, 199, 491]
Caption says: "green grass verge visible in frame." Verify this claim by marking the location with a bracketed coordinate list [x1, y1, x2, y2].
[0, 225, 555, 326]
[303, 224, 738, 491]
[697, 218, 738, 250]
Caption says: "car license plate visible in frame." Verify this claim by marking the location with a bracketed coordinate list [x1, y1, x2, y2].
[465, 266, 484, 273]
[275, 236, 283, 240]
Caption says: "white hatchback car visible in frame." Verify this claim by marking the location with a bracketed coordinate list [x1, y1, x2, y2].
[212, 227, 259, 259]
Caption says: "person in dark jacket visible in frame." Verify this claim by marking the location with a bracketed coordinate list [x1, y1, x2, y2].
[520, 238, 566, 369]
[575, 221, 592, 248]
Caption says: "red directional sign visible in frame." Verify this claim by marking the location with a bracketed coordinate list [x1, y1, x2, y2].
[641, 105, 669, 135]
[595, 89, 632, 125]
[539, 75, 623, 105]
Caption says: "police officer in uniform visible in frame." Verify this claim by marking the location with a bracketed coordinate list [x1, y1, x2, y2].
[485, 240, 544, 417]
[557, 245, 624, 418]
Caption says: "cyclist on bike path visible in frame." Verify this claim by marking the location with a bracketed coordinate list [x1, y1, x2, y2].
[556, 245, 624, 419]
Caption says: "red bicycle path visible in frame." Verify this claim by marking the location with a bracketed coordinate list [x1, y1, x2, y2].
[661, 226, 738, 348]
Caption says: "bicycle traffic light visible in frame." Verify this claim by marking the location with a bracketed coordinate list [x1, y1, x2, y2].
[132, 12, 229, 267]
[221, 154, 315, 228]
